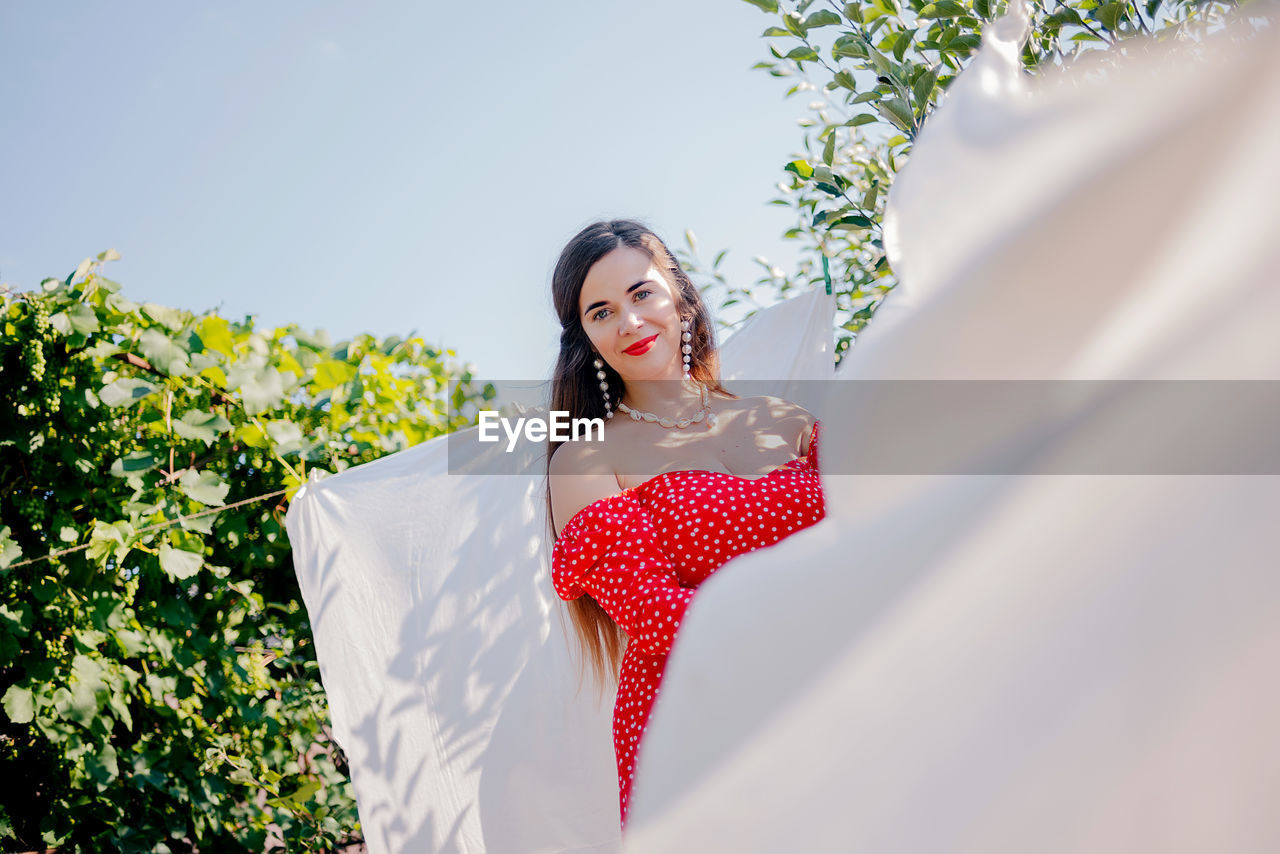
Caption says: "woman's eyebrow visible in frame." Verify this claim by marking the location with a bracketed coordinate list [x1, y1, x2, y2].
[582, 280, 654, 317]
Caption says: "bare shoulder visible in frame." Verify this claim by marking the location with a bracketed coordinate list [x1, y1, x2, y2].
[739, 394, 817, 454]
[548, 437, 625, 537]
[739, 394, 816, 428]
[753, 394, 815, 420]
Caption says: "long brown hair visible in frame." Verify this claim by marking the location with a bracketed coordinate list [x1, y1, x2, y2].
[545, 219, 736, 696]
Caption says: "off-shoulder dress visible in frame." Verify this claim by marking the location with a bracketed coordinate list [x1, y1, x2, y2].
[550, 419, 827, 827]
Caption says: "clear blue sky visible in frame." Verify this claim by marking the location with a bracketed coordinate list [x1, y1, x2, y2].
[1, 1, 809, 380]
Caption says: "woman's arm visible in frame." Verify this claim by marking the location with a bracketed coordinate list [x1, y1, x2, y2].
[550, 444, 695, 658]
[549, 439, 623, 537]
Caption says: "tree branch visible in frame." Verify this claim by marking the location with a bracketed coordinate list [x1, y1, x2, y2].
[112, 352, 235, 406]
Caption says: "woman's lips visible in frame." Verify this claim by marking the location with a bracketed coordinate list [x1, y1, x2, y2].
[623, 334, 660, 356]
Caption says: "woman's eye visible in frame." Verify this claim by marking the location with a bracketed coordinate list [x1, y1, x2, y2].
[591, 290, 651, 321]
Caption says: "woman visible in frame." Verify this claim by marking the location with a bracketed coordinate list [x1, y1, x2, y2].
[544, 219, 828, 828]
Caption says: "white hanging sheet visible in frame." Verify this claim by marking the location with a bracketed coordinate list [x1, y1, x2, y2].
[623, 4, 1280, 852]
[284, 286, 837, 853]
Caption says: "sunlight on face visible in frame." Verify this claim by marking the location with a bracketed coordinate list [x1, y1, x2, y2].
[579, 246, 684, 383]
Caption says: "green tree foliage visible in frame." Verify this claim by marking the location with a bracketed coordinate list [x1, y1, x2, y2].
[681, 0, 1267, 363]
[0, 253, 493, 851]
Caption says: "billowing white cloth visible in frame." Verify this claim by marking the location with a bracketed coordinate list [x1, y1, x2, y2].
[289, 2, 1280, 848]
[623, 4, 1280, 853]
[284, 286, 836, 853]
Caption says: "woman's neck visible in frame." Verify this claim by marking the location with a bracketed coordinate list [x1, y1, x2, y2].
[619, 377, 705, 417]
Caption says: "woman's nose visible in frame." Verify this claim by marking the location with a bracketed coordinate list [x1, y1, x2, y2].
[619, 309, 644, 332]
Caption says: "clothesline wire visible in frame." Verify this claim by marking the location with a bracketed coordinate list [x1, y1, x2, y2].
[7, 487, 290, 571]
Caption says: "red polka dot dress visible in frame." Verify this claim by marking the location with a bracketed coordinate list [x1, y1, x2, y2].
[551, 420, 827, 828]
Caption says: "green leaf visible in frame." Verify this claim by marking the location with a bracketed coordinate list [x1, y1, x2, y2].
[236, 422, 270, 449]
[180, 512, 216, 535]
[893, 28, 918, 62]
[231, 366, 287, 415]
[159, 544, 204, 580]
[49, 302, 100, 337]
[0, 601, 33, 636]
[197, 315, 235, 356]
[1096, 1, 1123, 30]
[2, 684, 33, 724]
[812, 208, 849, 227]
[832, 34, 868, 59]
[266, 777, 322, 809]
[100, 377, 157, 408]
[741, 0, 779, 11]
[876, 97, 915, 132]
[865, 45, 892, 75]
[831, 214, 875, 229]
[178, 470, 229, 507]
[802, 9, 842, 27]
[172, 409, 232, 445]
[264, 419, 305, 454]
[87, 520, 134, 563]
[912, 65, 940, 112]
[822, 131, 836, 166]
[86, 741, 120, 782]
[947, 34, 982, 52]
[0, 526, 22, 570]
[918, 0, 967, 17]
[110, 451, 159, 478]
[786, 46, 820, 62]
[784, 159, 814, 179]
[113, 628, 149, 657]
[862, 183, 880, 210]
[67, 654, 106, 724]
[141, 302, 188, 331]
[761, 26, 791, 36]
[138, 329, 191, 376]
[846, 113, 878, 126]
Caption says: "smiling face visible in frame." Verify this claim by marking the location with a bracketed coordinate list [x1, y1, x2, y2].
[579, 245, 686, 383]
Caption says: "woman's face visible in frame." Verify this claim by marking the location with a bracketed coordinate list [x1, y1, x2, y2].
[579, 245, 685, 384]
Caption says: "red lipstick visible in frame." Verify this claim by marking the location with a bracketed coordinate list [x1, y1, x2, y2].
[623, 334, 659, 356]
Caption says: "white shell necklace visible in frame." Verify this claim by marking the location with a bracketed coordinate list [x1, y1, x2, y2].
[618, 383, 718, 429]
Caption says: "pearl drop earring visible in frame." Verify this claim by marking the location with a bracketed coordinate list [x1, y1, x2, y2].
[681, 317, 693, 380]
[594, 355, 614, 419]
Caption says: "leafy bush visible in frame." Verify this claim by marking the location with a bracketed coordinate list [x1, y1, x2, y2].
[0, 253, 492, 852]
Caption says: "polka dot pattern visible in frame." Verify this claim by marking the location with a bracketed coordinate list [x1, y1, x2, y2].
[551, 420, 827, 828]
